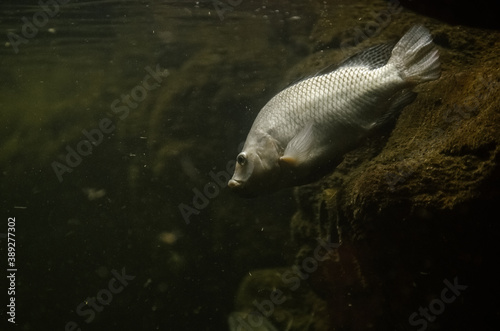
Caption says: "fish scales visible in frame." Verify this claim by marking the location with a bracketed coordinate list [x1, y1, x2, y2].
[229, 25, 440, 196]
[259, 65, 400, 140]
[253, 67, 399, 151]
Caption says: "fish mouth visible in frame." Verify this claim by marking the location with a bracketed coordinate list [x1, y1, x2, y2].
[228, 179, 242, 190]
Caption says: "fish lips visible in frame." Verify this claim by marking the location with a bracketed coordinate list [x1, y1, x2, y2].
[228, 178, 241, 190]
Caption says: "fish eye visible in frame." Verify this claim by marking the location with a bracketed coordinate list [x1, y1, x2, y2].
[237, 153, 247, 166]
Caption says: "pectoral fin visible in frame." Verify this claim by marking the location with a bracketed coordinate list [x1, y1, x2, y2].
[280, 122, 316, 167]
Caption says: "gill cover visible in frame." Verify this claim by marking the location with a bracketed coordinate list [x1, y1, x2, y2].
[228, 134, 281, 195]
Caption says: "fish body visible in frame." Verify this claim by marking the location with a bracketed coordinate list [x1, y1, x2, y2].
[229, 25, 440, 196]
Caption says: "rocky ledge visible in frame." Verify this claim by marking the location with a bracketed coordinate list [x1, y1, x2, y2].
[233, 2, 500, 330]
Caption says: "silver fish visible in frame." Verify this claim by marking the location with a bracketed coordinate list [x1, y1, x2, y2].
[228, 25, 440, 196]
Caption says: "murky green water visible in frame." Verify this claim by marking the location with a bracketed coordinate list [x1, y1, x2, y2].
[1, 0, 499, 330]
[1, 1, 303, 330]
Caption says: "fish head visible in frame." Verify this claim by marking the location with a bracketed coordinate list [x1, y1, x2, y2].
[228, 136, 281, 196]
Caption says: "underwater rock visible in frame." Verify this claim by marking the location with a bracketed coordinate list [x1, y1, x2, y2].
[231, 269, 331, 331]
[289, 23, 500, 331]
[399, 0, 500, 29]
[233, 3, 500, 331]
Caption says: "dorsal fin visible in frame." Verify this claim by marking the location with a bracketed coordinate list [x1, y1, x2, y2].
[318, 42, 396, 75]
[284, 42, 396, 90]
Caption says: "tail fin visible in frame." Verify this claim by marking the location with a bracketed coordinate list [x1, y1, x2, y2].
[388, 25, 440, 83]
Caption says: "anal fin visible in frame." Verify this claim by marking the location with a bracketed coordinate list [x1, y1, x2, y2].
[368, 89, 417, 130]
